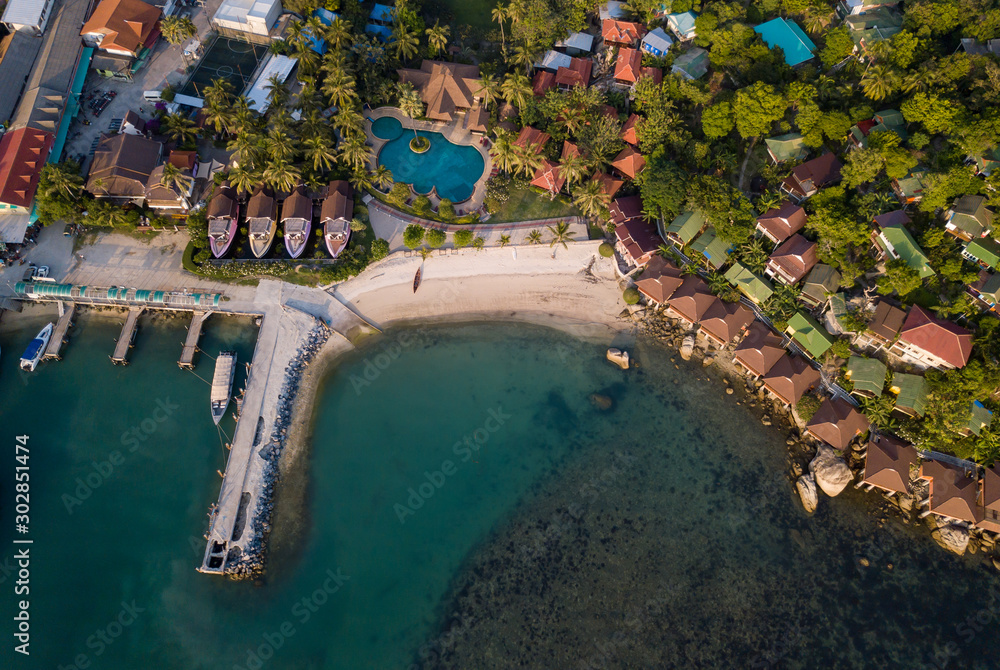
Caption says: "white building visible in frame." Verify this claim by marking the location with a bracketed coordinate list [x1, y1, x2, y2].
[212, 0, 281, 43]
[1, 0, 55, 36]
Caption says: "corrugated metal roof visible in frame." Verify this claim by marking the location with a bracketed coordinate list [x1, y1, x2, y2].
[0, 31, 42, 124]
[2, 0, 49, 28]
[244, 54, 297, 113]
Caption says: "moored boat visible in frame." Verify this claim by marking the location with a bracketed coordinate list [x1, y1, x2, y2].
[19, 323, 53, 372]
[281, 185, 314, 259]
[320, 181, 354, 258]
[246, 185, 278, 258]
[207, 182, 240, 258]
[413, 265, 422, 293]
[211, 351, 237, 425]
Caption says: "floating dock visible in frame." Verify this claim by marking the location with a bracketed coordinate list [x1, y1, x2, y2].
[43, 302, 75, 360]
[178, 311, 211, 369]
[111, 308, 143, 365]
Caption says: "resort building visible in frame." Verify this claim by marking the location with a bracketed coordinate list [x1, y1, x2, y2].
[366, 4, 393, 41]
[699, 300, 754, 347]
[889, 373, 928, 418]
[864, 299, 906, 348]
[641, 27, 673, 56]
[635, 255, 684, 305]
[890, 305, 973, 370]
[530, 141, 579, 196]
[1, 0, 54, 35]
[724, 262, 773, 304]
[862, 434, 917, 495]
[86, 133, 162, 204]
[670, 47, 708, 80]
[611, 145, 646, 179]
[799, 264, 841, 309]
[764, 133, 808, 164]
[537, 50, 572, 72]
[666, 275, 718, 325]
[781, 153, 842, 201]
[756, 202, 806, 244]
[664, 210, 704, 246]
[963, 238, 1000, 270]
[871, 212, 935, 278]
[212, 0, 281, 43]
[734, 322, 786, 378]
[981, 466, 1000, 533]
[397, 60, 484, 125]
[754, 18, 816, 66]
[554, 57, 592, 89]
[610, 194, 643, 226]
[555, 31, 594, 55]
[919, 461, 983, 525]
[968, 270, 1000, 311]
[613, 47, 643, 86]
[532, 70, 555, 96]
[602, 19, 645, 47]
[848, 109, 906, 149]
[621, 114, 640, 146]
[785, 311, 834, 359]
[958, 401, 993, 438]
[805, 398, 869, 450]
[665, 11, 697, 41]
[0, 32, 41, 125]
[845, 355, 887, 398]
[0, 127, 53, 215]
[945, 195, 994, 242]
[81, 0, 161, 59]
[765, 233, 817, 285]
[689, 227, 730, 270]
[614, 218, 662, 268]
[144, 150, 197, 213]
[762, 354, 821, 406]
[891, 167, 928, 205]
[592, 172, 624, 199]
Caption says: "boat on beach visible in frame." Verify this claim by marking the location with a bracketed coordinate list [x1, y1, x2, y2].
[211, 351, 237, 425]
[281, 185, 314, 259]
[20, 323, 53, 371]
[207, 182, 240, 258]
[413, 265, 422, 293]
[320, 181, 354, 258]
[246, 185, 278, 258]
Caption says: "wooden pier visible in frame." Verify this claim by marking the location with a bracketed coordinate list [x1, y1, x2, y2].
[111, 308, 143, 365]
[178, 311, 211, 369]
[43, 302, 75, 360]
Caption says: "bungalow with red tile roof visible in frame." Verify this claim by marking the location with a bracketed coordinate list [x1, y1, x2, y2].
[805, 397, 869, 449]
[81, 0, 161, 58]
[640, 66, 663, 84]
[614, 47, 643, 85]
[592, 172, 624, 199]
[762, 354, 821, 406]
[666, 275, 718, 325]
[699, 301, 754, 347]
[611, 145, 646, 179]
[615, 218, 663, 267]
[734, 322, 786, 378]
[610, 194, 643, 226]
[889, 305, 973, 370]
[513, 126, 550, 153]
[755, 202, 806, 245]
[621, 114, 640, 146]
[635, 255, 684, 304]
[780, 153, 843, 202]
[919, 460, 983, 524]
[764, 233, 817, 285]
[863, 434, 918, 494]
[602, 19, 646, 46]
[0, 127, 54, 212]
[555, 57, 592, 89]
[530, 141, 580, 195]
[532, 70, 556, 96]
[981, 465, 1000, 533]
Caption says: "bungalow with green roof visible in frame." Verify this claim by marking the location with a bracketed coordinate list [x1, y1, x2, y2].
[664, 210, 704, 246]
[891, 167, 928, 205]
[962, 237, 1000, 270]
[799, 264, 841, 308]
[845, 355, 888, 398]
[764, 133, 808, 164]
[958, 401, 994, 437]
[872, 219, 935, 278]
[754, 18, 816, 66]
[725, 262, 773, 304]
[690, 227, 730, 270]
[671, 47, 709, 80]
[665, 11, 697, 41]
[974, 148, 1000, 177]
[945, 195, 994, 242]
[969, 270, 1000, 310]
[889, 372, 928, 417]
[827, 292, 848, 333]
[785, 311, 835, 359]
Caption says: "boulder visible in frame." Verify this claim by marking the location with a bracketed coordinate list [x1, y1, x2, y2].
[606, 348, 629, 370]
[809, 445, 852, 497]
[702, 356, 714, 367]
[931, 521, 970, 556]
[796, 474, 818, 514]
[679, 334, 695, 360]
[589, 394, 613, 410]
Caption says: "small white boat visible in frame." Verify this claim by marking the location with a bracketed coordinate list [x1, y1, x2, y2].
[20, 323, 53, 371]
[211, 351, 237, 425]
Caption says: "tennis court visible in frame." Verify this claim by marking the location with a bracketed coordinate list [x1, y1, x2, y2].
[179, 36, 269, 99]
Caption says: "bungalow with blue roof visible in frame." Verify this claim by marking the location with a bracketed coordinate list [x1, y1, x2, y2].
[641, 27, 674, 57]
[666, 11, 697, 41]
[305, 8, 337, 54]
[754, 18, 816, 66]
[367, 3, 393, 41]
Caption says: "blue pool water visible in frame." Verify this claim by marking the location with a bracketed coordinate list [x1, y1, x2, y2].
[375, 126, 485, 202]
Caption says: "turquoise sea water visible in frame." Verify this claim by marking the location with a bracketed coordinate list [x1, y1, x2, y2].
[1, 318, 999, 669]
[373, 120, 484, 203]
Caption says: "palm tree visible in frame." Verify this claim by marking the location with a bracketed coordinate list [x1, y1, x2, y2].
[860, 64, 896, 102]
[163, 114, 198, 145]
[339, 135, 373, 171]
[40, 163, 83, 200]
[500, 73, 531, 110]
[161, 15, 197, 46]
[266, 128, 294, 161]
[526, 229, 542, 244]
[756, 191, 782, 214]
[159, 162, 193, 196]
[557, 152, 589, 190]
[511, 45, 535, 76]
[264, 73, 288, 110]
[476, 74, 501, 109]
[334, 108, 365, 140]
[372, 165, 394, 190]
[736, 239, 770, 273]
[499, 234, 511, 247]
[573, 180, 609, 220]
[325, 18, 353, 51]
[491, 4, 507, 51]
[398, 84, 425, 140]
[262, 158, 301, 192]
[286, 20, 310, 53]
[322, 68, 356, 109]
[203, 78, 233, 107]
[303, 135, 336, 172]
[547, 221, 572, 249]
[803, 10, 833, 35]
[203, 100, 235, 136]
[489, 129, 517, 174]
[426, 21, 450, 57]
[349, 168, 373, 191]
[514, 144, 544, 178]
[900, 69, 929, 94]
[228, 132, 263, 170]
[227, 164, 258, 195]
[391, 23, 419, 62]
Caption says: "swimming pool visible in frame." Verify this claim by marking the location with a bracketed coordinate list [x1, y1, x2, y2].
[374, 122, 485, 203]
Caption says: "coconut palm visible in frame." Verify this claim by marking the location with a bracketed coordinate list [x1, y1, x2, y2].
[547, 221, 572, 249]
[489, 129, 518, 174]
[265, 73, 289, 110]
[266, 128, 295, 161]
[262, 158, 301, 192]
[491, 4, 507, 51]
[40, 163, 83, 200]
[557, 152, 589, 190]
[391, 23, 419, 62]
[510, 45, 535, 76]
[227, 164, 258, 195]
[500, 73, 531, 111]
[573, 180, 609, 220]
[232, 97, 257, 135]
[286, 20, 310, 53]
[426, 20, 450, 57]
[303, 135, 337, 172]
[398, 84, 425, 140]
[322, 68, 356, 109]
[163, 114, 198, 145]
[499, 234, 511, 248]
[756, 190, 782, 214]
[161, 15, 197, 46]
[900, 69, 930, 94]
[203, 100, 236, 135]
[325, 19, 353, 51]
[334, 108, 365, 140]
[203, 78, 233, 108]
[228, 132, 263, 170]
[159, 162, 193, 195]
[526, 229, 542, 244]
[803, 10, 833, 35]
[349, 168, 373, 192]
[860, 64, 896, 102]
[476, 74, 501, 109]
[339, 135, 373, 171]
[514, 144, 544, 178]
[372, 165, 394, 190]
[736, 238, 770, 273]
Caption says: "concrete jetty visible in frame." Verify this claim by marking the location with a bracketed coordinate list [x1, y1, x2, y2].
[111, 307, 142, 365]
[43, 302, 75, 360]
[178, 311, 211, 369]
